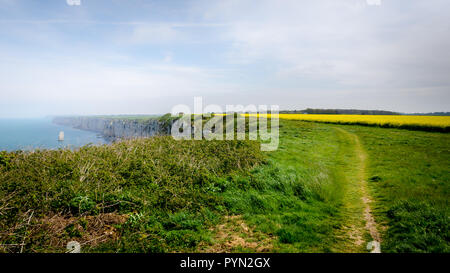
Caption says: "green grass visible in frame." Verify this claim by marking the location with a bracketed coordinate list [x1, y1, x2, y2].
[218, 120, 366, 252]
[0, 118, 448, 253]
[221, 120, 449, 252]
[339, 125, 450, 252]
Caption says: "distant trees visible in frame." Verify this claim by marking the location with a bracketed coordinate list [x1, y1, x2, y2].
[405, 112, 450, 116]
[280, 108, 400, 115]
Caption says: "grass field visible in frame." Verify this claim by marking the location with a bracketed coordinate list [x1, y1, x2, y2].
[341, 125, 450, 252]
[0, 118, 448, 253]
[213, 119, 449, 252]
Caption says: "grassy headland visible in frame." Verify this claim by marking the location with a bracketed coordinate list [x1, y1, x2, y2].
[0, 118, 448, 253]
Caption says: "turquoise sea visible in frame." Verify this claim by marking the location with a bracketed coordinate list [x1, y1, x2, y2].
[0, 118, 108, 151]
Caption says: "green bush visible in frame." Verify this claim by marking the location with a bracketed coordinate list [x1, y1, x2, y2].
[0, 136, 263, 252]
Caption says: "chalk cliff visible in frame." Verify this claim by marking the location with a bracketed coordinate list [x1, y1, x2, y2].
[52, 116, 173, 139]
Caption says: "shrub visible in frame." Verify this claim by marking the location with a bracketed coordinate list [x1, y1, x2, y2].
[0, 137, 263, 252]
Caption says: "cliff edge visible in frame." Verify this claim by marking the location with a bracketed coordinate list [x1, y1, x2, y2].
[52, 116, 174, 139]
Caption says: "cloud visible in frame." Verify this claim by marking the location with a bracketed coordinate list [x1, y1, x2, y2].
[202, 0, 450, 89]
[0, 0, 449, 116]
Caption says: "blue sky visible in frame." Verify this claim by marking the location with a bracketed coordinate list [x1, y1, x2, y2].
[0, 0, 449, 117]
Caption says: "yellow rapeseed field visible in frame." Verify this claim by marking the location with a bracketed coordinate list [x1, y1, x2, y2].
[244, 114, 450, 132]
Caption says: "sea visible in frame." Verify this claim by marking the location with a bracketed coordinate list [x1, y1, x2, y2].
[0, 118, 108, 152]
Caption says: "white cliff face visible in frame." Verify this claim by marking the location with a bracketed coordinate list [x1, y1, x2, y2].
[52, 117, 173, 139]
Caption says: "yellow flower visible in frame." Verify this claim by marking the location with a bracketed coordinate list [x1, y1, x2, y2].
[244, 114, 450, 130]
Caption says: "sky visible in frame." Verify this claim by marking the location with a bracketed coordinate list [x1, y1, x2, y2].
[0, 0, 449, 117]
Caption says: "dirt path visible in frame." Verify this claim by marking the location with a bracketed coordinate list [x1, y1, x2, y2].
[334, 128, 381, 253]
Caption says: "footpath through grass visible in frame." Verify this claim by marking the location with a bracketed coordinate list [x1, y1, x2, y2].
[1, 119, 448, 253]
[231, 120, 449, 253]
[339, 125, 450, 253]
[216, 120, 373, 252]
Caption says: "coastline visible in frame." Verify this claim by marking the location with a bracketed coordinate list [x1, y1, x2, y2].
[52, 116, 174, 141]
